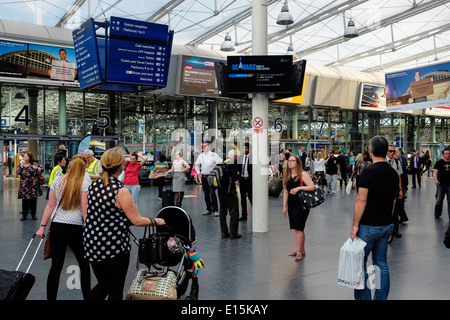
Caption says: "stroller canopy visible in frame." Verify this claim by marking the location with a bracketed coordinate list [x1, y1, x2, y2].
[157, 206, 196, 245]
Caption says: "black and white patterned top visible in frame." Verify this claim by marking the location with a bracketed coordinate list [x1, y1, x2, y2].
[51, 173, 91, 225]
[83, 176, 131, 262]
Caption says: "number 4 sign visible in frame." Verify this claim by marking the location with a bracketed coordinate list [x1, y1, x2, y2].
[15, 105, 32, 126]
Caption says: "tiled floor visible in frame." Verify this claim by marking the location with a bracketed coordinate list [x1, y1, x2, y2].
[1, 174, 450, 301]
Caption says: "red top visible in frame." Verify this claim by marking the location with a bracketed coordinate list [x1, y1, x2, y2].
[124, 161, 141, 185]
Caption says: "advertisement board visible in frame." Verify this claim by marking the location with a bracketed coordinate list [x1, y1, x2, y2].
[358, 83, 386, 111]
[385, 61, 450, 113]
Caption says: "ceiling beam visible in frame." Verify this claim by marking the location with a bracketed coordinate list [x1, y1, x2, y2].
[146, 0, 185, 23]
[55, 0, 87, 28]
[237, 0, 369, 52]
[327, 23, 450, 67]
[185, 0, 278, 47]
[363, 43, 450, 73]
[295, 0, 450, 58]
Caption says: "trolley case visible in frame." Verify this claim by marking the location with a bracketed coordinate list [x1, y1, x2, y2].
[162, 178, 174, 208]
[268, 177, 283, 198]
[0, 235, 43, 300]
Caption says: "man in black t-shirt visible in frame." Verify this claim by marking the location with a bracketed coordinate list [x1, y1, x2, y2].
[350, 136, 399, 300]
[433, 148, 450, 219]
[325, 151, 340, 195]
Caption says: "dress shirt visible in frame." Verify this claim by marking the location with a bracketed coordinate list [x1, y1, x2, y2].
[195, 151, 222, 175]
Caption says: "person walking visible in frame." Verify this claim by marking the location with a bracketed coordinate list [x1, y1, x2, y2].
[433, 147, 450, 219]
[83, 147, 165, 300]
[84, 149, 102, 181]
[123, 152, 147, 208]
[282, 155, 315, 261]
[349, 136, 399, 300]
[313, 152, 326, 191]
[350, 152, 372, 192]
[237, 143, 252, 221]
[386, 145, 404, 240]
[219, 150, 241, 239]
[17, 151, 43, 221]
[195, 141, 222, 217]
[47, 153, 66, 200]
[36, 157, 91, 300]
[325, 150, 340, 195]
[152, 154, 169, 201]
[166, 150, 190, 207]
[409, 150, 424, 188]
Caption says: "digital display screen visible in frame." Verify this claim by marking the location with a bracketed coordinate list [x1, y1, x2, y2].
[227, 55, 293, 93]
[178, 55, 225, 97]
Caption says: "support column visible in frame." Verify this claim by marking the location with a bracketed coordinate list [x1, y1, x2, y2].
[28, 89, 39, 160]
[58, 89, 66, 135]
[251, 0, 269, 233]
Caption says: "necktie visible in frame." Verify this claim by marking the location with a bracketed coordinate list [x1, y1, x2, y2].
[415, 157, 418, 168]
[243, 156, 248, 177]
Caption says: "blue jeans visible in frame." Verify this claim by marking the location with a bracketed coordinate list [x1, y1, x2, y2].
[435, 185, 450, 218]
[124, 184, 140, 209]
[354, 223, 394, 300]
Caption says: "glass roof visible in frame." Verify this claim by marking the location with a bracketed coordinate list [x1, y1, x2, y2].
[0, 0, 449, 73]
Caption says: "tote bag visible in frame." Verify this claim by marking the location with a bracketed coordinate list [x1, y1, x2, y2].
[337, 237, 366, 289]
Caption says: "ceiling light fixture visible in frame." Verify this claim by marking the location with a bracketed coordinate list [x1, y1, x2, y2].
[277, 1, 294, 26]
[344, 18, 359, 38]
[220, 33, 235, 52]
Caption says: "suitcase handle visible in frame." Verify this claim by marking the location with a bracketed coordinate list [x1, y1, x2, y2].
[16, 235, 44, 274]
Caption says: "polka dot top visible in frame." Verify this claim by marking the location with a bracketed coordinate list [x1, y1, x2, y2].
[83, 176, 131, 262]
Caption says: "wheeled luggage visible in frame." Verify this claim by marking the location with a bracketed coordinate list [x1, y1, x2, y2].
[162, 178, 174, 208]
[268, 177, 283, 198]
[0, 235, 43, 300]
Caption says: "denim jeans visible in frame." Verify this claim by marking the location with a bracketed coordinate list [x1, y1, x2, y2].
[124, 184, 140, 209]
[435, 185, 450, 218]
[354, 223, 394, 300]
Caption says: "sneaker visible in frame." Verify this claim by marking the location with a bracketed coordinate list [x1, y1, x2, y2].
[213, 211, 219, 217]
[203, 211, 211, 216]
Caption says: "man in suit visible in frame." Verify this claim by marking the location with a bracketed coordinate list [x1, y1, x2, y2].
[237, 143, 252, 221]
[409, 150, 424, 188]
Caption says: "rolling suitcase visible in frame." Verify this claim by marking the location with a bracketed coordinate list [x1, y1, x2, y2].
[162, 178, 174, 208]
[0, 235, 43, 300]
[268, 177, 283, 198]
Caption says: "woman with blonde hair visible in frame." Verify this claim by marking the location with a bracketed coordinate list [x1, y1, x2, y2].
[83, 147, 165, 300]
[282, 155, 315, 261]
[36, 157, 91, 300]
[166, 150, 190, 207]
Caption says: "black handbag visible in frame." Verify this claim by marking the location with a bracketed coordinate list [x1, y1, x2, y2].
[298, 175, 325, 209]
[138, 219, 172, 265]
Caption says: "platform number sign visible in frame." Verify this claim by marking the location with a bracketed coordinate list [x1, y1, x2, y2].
[15, 105, 32, 126]
[97, 108, 111, 129]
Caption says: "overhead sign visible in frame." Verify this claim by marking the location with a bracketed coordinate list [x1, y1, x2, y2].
[227, 55, 293, 94]
[106, 16, 171, 87]
[72, 18, 102, 89]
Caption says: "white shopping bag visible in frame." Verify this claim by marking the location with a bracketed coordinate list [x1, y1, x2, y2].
[337, 237, 367, 289]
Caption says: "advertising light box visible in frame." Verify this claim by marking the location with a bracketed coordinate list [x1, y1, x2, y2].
[227, 55, 293, 94]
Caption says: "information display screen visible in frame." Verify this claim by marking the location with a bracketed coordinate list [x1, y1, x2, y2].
[72, 18, 102, 89]
[227, 55, 293, 94]
[106, 16, 171, 87]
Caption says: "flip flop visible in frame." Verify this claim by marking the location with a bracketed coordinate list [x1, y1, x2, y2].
[288, 252, 296, 256]
[295, 253, 303, 261]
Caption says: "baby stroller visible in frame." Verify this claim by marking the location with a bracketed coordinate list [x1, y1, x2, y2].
[127, 206, 202, 300]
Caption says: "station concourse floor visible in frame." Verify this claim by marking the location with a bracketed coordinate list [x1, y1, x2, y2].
[1, 174, 450, 302]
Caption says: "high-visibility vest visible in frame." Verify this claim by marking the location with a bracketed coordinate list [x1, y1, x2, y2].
[87, 158, 99, 180]
[48, 165, 63, 186]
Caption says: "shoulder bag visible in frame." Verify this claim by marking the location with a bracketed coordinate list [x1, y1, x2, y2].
[138, 219, 172, 265]
[298, 173, 325, 209]
[43, 202, 61, 260]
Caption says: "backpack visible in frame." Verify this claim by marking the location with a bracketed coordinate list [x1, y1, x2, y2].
[207, 160, 232, 192]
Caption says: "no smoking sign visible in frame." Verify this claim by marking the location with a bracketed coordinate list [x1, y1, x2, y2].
[253, 117, 263, 133]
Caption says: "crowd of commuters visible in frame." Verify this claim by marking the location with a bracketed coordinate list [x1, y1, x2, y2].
[10, 139, 443, 300]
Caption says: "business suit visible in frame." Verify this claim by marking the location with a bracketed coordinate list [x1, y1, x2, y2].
[409, 153, 424, 188]
[237, 152, 252, 220]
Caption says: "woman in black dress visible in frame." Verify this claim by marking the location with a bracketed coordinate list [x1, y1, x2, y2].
[282, 155, 315, 261]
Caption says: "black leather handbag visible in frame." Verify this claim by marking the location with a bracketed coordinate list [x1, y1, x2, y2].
[138, 219, 171, 265]
[298, 176, 325, 209]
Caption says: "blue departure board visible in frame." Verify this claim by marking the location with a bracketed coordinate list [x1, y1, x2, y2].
[106, 16, 170, 87]
[72, 18, 102, 89]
